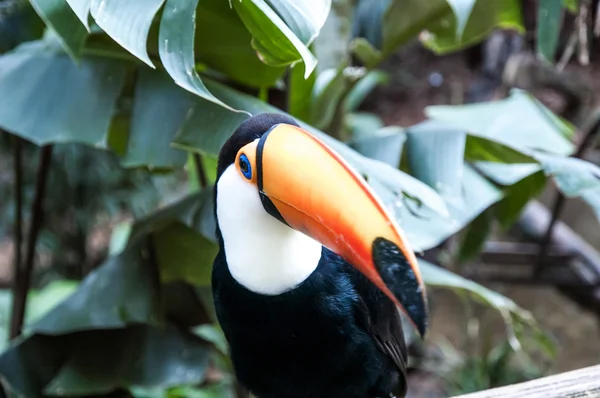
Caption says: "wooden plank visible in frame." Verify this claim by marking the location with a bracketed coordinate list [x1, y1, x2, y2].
[450, 365, 600, 398]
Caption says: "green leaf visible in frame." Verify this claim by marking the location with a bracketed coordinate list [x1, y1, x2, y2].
[287, 61, 316, 121]
[420, 259, 530, 319]
[26, 281, 80, 325]
[537, 0, 563, 63]
[28, 247, 162, 335]
[29, 0, 88, 59]
[232, 0, 317, 78]
[494, 170, 547, 229]
[89, 0, 165, 67]
[426, 89, 575, 156]
[122, 69, 194, 169]
[475, 162, 542, 185]
[446, 0, 477, 38]
[349, 37, 383, 68]
[421, 0, 524, 54]
[350, 125, 405, 167]
[394, 164, 502, 250]
[535, 153, 600, 196]
[465, 136, 537, 164]
[44, 325, 210, 395]
[563, 0, 578, 12]
[65, 0, 92, 29]
[159, 0, 241, 112]
[382, 0, 450, 57]
[309, 65, 349, 130]
[194, 0, 286, 89]
[265, 0, 331, 45]
[406, 120, 467, 204]
[458, 209, 493, 262]
[344, 70, 389, 113]
[0, 43, 126, 147]
[154, 222, 218, 286]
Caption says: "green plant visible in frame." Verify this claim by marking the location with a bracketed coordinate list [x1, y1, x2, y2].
[0, 0, 598, 397]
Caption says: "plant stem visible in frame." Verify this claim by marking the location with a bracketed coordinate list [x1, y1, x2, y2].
[193, 153, 208, 189]
[8, 135, 23, 340]
[9, 145, 53, 339]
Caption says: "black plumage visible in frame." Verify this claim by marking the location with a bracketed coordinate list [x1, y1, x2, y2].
[212, 113, 409, 398]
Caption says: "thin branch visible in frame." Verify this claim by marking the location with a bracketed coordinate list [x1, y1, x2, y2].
[557, 31, 578, 71]
[193, 153, 208, 189]
[577, 0, 591, 66]
[9, 136, 23, 340]
[9, 145, 53, 339]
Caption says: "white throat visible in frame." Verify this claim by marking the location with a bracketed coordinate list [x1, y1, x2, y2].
[216, 165, 323, 295]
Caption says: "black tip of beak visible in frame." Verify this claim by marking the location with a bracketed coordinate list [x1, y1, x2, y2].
[372, 238, 428, 338]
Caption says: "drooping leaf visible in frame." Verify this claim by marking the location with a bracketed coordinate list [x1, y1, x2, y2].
[344, 70, 389, 112]
[393, 164, 502, 251]
[29, 0, 88, 59]
[154, 222, 218, 286]
[123, 68, 194, 169]
[232, 0, 317, 78]
[43, 325, 210, 396]
[64, 0, 92, 29]
[309, 65, 349, 130]
[537, 0, 564, 63]
[446, 0, 477, 38]
[0, 42, 126, 147]
[194, 0, 286, 88]
[494, 170, 547, 229]
[381, 0, 449, 57]
[349, 37, 382, 68]
[535, 153, 600, 196]
[265, 0, 331, 45]
[159, 0, 241, 112]
[457, 208, 493, 262]
[421, 0, 524, 54]
[420, 259, 530, 319]
[426, 89, 575, 156]
[287, 61, 317, 121]
[28, 247, 162, 335]
[89, 0, 165, 67]
[406, 120, 467, 204]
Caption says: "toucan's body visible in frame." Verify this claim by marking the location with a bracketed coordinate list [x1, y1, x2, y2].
[212, 114, 428, 398]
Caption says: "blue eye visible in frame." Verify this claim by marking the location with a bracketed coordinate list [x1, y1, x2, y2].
[239, 154, 252, 179]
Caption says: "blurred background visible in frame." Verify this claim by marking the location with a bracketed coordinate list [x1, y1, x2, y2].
[0, 0, 599, 397]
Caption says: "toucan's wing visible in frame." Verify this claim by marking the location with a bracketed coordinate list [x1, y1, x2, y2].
[349, 265, 409, 396]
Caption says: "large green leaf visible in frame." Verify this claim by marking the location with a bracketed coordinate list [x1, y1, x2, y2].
[535, 153, 600, 196]
[0, 41, 126, 147]
[350, 125, 405, 168]
[43, 325, 210, 396]
[537, 0, 563, 63]
[494, 170, 547, 229]
[309, 65, 349, 130]
[89, 0, 165, 67]
[0, 325, 211, 397]
[420, 259, 530, 319]
[421, 0, 524, 54]
[194, 0, 285, 88]
[265, 0, 331, 45]
[28, 246, 162, 335]
[29, 0, 88, 59]
[381, 0, 449, 57]
[474, 162, 543, 186]
[287, 62, 317, 121]
[232, 0, 317, 78]
[426, 89, 575, 156]
[393, 164, 502, 251]
[122, 69, 194, 169]
[64, 0, 92, 29]
[159, 0, 240, 112]
[406, 120, 467, 204]
[172, 78, 450, 219]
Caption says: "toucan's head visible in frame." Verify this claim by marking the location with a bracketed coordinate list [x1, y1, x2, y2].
[215, 113, 428, 337]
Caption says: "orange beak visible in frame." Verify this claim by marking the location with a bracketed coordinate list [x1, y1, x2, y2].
[248, 123, 428, 337]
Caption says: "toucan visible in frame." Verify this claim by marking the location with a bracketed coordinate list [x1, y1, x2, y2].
[211, 113, 428, 398]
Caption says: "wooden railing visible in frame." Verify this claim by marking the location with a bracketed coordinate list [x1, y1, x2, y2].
[450, 365, 600, 397]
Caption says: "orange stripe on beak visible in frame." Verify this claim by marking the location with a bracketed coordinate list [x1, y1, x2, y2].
[255, 123, 428, 337]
